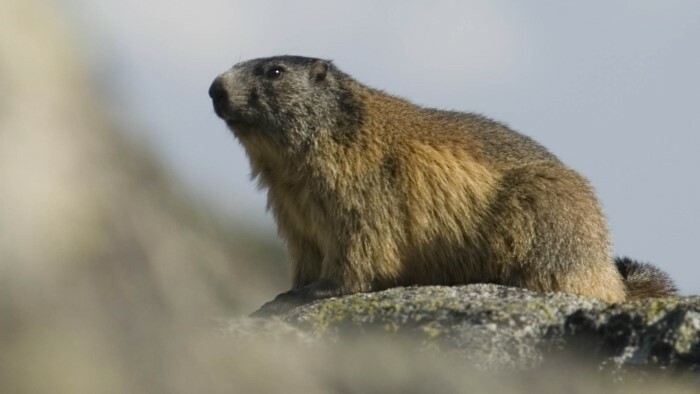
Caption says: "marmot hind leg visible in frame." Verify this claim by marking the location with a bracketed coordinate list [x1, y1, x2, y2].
[489, 164, 627, 302]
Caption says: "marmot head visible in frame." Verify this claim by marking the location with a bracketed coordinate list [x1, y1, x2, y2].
[209, 56, 363, 149]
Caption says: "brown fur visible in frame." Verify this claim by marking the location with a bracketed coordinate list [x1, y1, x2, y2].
[209, 56, 676, 307]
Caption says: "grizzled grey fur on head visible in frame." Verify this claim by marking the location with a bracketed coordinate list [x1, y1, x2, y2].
[209, 56, 363, 149]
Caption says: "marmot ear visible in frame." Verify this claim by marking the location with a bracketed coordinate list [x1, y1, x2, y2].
[310, 60, 329, 82]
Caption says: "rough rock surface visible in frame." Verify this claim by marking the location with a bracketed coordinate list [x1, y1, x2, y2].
[242, 284, 700, 372]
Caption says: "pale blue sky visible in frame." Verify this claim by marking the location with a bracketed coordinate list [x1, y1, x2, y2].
[60, 0, 699, 294]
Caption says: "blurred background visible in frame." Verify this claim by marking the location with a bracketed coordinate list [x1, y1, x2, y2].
[1, 0, 698, 392]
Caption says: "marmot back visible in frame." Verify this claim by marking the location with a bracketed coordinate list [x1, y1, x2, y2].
[209, 55, 676, 310]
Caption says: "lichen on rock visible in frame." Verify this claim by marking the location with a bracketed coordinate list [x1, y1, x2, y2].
[245, 284, 700, 373]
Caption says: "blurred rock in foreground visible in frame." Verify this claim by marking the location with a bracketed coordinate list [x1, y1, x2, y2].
[1, 0, 286, 392]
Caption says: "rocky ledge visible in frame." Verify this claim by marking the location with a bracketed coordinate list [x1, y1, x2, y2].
[234, 284, 700, 373]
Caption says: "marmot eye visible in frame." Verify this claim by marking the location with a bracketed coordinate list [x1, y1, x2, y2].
[265, 67, 284, 79]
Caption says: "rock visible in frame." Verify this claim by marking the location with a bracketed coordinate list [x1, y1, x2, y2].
[0, 1, 288, 392]
[249, 284, 700, 372]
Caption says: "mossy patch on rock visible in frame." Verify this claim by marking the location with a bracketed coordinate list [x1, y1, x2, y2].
[247, 284, 700, 372]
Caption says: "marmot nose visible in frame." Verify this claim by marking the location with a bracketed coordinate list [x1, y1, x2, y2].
[208, 78, 228, 103]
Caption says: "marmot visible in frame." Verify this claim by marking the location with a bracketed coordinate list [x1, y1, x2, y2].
[209, 55, 676, 309]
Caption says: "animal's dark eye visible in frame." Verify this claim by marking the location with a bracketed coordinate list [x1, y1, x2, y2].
[265, 67, 284, 79]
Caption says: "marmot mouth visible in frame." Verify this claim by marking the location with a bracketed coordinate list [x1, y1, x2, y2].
[225, 119, 245, 127]
[225, 118, 256, 132]
[213, 105, 247, 125]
